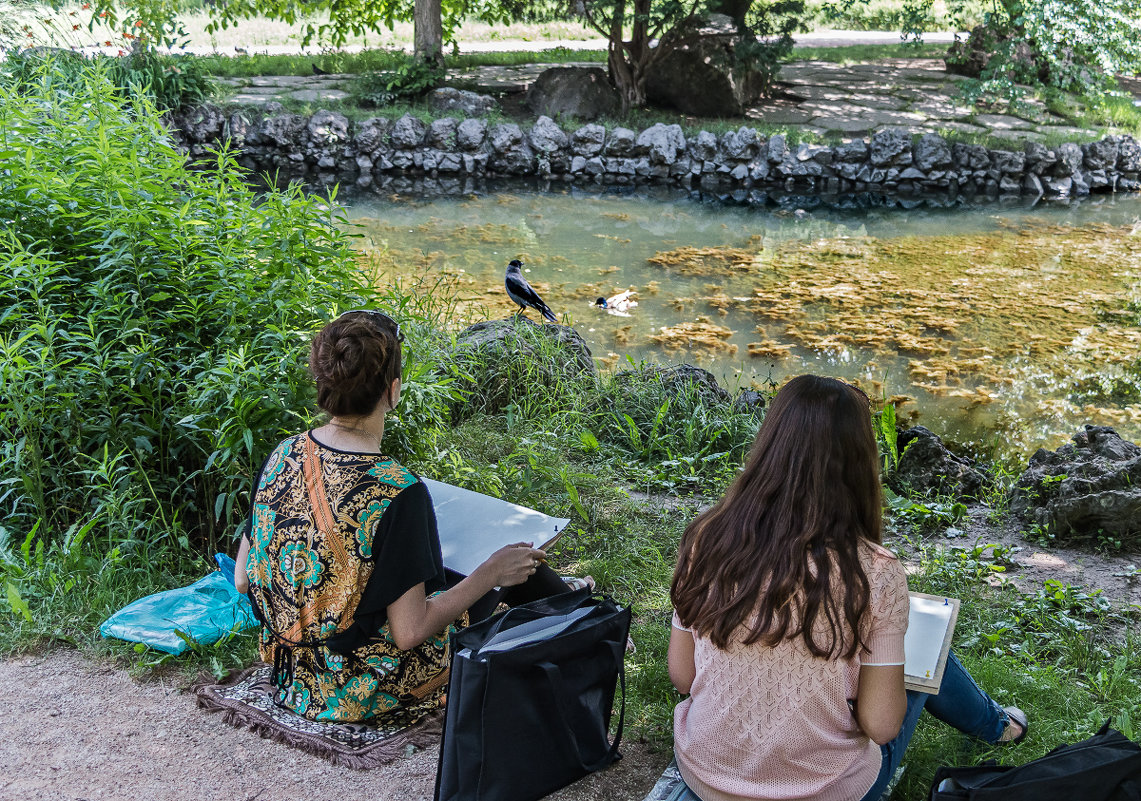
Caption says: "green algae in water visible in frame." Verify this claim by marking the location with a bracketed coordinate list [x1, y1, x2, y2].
[346, 191, 1141, 461]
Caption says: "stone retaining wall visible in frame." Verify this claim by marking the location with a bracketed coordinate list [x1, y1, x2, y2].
[171, 105, 1141, 200]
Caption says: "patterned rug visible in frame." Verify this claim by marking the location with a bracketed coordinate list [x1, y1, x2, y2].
[195, 664, 443, 770]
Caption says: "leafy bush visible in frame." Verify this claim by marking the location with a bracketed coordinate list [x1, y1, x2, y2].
[0, 47, 214, 110]
[0, 61, 365, 554]
[830, 0, 1141, 105]
[352, 56, 446, 107]
[596, 365, 761, 492]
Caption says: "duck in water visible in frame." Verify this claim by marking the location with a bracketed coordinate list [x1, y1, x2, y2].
[594, 290, 638, 317]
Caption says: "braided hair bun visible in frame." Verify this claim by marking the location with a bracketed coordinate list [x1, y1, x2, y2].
[309, 314, 401, 417]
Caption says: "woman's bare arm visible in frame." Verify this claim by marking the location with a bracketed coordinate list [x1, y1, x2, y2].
[668, 625, 697, 694]
[855, 664, 907, 744]
[234, 535, 250, 594]
[386, 542, 545, 651]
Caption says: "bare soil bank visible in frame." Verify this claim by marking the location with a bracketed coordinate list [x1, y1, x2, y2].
[0, 650, 669, 801]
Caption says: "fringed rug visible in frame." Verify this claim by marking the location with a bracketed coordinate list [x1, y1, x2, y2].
[195, 664, 443, 770]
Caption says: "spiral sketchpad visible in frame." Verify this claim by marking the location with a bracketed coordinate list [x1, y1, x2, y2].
[100, 568, 257, 655]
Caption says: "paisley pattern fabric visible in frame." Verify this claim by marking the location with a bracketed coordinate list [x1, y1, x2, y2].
[247, 433, 461, 723]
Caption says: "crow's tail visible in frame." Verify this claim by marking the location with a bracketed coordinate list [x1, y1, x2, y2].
[536, 301, 558, 323]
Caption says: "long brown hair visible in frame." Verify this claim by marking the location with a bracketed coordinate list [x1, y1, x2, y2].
[670, 375, 882, 658]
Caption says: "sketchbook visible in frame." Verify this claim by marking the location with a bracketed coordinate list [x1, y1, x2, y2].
[904, 592, 960, 694]
[421, 477, 569, 577]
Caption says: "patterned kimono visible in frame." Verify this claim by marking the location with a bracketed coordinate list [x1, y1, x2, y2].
[246, 432, 462, 723]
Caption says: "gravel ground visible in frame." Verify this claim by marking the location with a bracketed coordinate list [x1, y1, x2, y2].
[0, 651, 669, 801]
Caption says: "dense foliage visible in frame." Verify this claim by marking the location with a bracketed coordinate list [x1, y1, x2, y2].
[0, 47, 213, 110]
[834, 0, 1141, 102]
[203, 0, 522, 54]
[352, 54, 447, 106]
[0, 61, 364, 556]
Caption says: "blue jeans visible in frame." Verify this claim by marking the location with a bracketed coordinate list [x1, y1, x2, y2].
[858, 651, 1010, 801]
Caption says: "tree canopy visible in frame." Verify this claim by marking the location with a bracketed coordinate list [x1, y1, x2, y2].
[205, 0, 532, 58]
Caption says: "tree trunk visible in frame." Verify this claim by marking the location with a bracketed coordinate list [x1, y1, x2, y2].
[708, 0, 752, 28]
[606, 0, 653, 112]
[414, 0, 444, 63]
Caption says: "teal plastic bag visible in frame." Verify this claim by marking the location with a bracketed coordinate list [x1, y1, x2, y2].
[99, 563, 257, 655]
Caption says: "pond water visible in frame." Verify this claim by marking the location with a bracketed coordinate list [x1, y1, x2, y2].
[344, 187, 1141, 462]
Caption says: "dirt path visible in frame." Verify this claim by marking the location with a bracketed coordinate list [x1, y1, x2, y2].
[893, 506, 1141, 609]
[0, 651, 669, 801]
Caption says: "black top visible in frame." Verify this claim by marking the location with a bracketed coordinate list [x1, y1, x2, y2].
[328, 480, 446, 652]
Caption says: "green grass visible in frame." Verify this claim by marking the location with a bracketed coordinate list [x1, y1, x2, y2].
[789, 41, 950, 63]
[1044, 89, 1141, 137]
[195, 47, 605, 78]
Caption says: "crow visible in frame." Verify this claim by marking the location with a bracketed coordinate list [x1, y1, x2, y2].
[504, 259, 558, 323]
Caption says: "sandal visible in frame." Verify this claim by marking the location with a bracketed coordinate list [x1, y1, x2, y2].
[997, 706, 1029, 744]
[562, 575, 596, 592]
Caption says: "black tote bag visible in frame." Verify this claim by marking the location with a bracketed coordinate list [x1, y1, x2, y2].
[929, 720, 1141, 801]
[434, 588, 632, 801]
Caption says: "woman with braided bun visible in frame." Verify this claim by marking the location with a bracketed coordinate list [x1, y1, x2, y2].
[234, 310, 569, 722]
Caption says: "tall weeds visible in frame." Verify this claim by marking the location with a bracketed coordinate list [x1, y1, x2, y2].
[0, 61, 366, 561]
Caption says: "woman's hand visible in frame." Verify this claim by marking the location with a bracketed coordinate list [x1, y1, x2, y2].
[388, 543, 546, 650]
[481, 542, 547, 587]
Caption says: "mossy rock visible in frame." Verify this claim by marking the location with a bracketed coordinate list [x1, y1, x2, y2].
[448, 316, 596, 416]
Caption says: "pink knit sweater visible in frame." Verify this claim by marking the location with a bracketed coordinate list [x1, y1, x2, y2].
[673, 541, 910, 801]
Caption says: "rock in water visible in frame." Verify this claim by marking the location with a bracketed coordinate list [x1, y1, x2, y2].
[890, 426, 989, 500]
[1011, 426, 1141, 541]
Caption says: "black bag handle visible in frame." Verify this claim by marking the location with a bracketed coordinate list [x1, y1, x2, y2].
[535, 645, 626, 774]
[472, 588, 597, 649]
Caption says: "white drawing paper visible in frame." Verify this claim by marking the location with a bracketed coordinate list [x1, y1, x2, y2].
[904, 594, 956, 682]
[422, 477, 570, 577]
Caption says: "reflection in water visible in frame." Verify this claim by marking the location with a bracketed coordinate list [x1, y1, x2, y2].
[344, 186, 1141, 462]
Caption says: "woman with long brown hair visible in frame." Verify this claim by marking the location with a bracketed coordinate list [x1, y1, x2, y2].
[669, 375, 1026, 801]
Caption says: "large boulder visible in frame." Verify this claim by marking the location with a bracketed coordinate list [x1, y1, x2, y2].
[390, 114, 427, 149]
[488, 123, 534, 174]
[869, 128, 913, 168]
[636, 123, 686, 165]
[889, 426, 989, 500]
[174, 104, 226, 143]
[450, 318, 596, 416]
[644, 14, 768, 117]
[525, 67, 620, 121]
[1010, 426, 1141, 541]
[307, 109, 350, 146]
[354, 117, 393, 154]
[945, 25, 1046, 82]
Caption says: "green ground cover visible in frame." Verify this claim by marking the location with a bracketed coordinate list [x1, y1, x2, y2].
[195, 47, 606, 79]
[1, 58, 1139, 800]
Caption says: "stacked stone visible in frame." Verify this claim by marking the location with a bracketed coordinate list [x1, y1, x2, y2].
[170, 105, 1141, 200]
